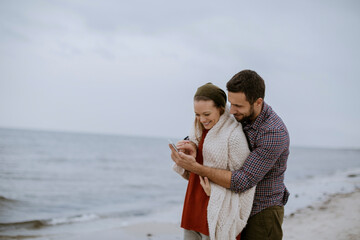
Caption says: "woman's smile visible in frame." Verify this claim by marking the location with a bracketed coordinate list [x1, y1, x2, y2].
[194, 100, 221, 130]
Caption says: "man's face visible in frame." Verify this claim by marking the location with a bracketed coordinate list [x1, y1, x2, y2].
[228, 91, 256, 124]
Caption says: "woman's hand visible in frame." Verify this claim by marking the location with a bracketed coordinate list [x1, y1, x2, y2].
[199, 176, 211, 196]
[170, 144, 198, 172]
[176, 140, 197, 158]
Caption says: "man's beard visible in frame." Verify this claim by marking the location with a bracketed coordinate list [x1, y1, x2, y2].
[235, 104, 256, 124]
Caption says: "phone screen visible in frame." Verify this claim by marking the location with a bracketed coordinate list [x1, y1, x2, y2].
[168, 139, 179, 152]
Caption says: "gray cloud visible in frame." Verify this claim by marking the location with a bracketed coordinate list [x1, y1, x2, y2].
[0, 0, 359, 148]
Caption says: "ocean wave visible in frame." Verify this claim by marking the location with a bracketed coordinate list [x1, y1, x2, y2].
[0, 220, 46, 231]
[0, 196, 17, 203]
[47, 213, 100, 225]
[285, 167, 360, 216]
[0, 213, 100, 231]
[0, 235, 41, 239]
[0, 196, 19, 209]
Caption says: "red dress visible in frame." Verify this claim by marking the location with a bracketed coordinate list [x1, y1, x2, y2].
[180, 129, 241, 240]
[181, 129, 210, 235]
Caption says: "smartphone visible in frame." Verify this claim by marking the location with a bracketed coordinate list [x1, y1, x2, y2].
[168, 139, 179, 152]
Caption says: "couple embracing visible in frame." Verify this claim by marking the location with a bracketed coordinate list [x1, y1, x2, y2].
[170, 70, 290, 240]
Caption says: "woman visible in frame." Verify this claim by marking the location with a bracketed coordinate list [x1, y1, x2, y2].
[172, 83, 255, 240]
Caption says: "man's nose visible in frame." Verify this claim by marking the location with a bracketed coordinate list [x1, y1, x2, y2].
[229, 105, 236, 114]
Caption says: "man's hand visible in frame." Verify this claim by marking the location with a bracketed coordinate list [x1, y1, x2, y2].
[169, 144, 198, 172]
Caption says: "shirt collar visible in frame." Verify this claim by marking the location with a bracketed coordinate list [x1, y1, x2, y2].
[243, 102, 269, 131]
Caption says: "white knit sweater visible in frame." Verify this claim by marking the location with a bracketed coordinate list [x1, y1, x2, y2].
[174, 107, 256, 240]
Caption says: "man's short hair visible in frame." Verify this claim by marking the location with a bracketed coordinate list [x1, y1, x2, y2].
[226, 70, 265, 104]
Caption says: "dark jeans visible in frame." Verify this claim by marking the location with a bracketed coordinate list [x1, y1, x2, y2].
[241, 206, 284, 240]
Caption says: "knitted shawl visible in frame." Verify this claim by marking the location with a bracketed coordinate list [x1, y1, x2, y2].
[174, 107, 256, 240]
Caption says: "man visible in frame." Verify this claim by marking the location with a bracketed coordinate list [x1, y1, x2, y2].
[170, 69, 290, 240]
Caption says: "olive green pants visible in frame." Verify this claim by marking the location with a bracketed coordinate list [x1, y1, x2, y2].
[241, 206, 284, 240]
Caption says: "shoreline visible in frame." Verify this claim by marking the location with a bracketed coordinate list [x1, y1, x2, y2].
[283, 188, 360, 240]
[1, 189, 359, 240]
[56, 188, 360, 240]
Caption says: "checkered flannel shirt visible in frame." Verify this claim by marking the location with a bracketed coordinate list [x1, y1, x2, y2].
[230, 102, 290, 216]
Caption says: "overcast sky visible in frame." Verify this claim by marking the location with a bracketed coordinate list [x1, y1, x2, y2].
[0, 0, 359, 148]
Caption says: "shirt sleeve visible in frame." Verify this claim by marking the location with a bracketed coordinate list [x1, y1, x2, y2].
[230, 127, 289, 193]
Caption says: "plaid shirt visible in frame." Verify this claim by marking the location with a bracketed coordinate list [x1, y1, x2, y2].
[230, 102, 290, 216]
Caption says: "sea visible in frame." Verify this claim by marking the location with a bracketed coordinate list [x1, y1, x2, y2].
[1, 127, 360, 239]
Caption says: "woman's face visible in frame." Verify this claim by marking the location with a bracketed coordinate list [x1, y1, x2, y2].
[194, 100, 221, 130]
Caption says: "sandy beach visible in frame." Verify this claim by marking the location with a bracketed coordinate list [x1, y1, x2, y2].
[63, 188, 360, 240]
[283, 188, 360, 240]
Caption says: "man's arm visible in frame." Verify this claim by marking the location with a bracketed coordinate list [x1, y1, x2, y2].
[170, 127, 288, 192]
[230, 128, 289, 193]
[191, 159, 232, 189]
[170, 144, 232, 188]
